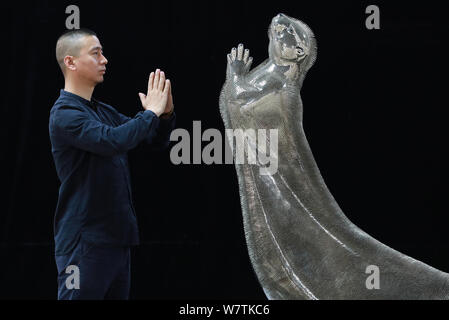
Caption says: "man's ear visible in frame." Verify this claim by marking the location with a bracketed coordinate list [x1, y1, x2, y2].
[64, 56, 76, 72]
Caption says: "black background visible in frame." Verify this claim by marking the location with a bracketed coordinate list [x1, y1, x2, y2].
[1, 0, 448, 299]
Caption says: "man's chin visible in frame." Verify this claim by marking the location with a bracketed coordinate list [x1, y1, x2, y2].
[95, 76, 105, 84]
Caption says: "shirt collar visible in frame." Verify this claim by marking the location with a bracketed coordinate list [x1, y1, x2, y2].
[60, 89, 99, 110]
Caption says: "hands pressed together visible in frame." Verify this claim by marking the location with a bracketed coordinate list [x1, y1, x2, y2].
[139, 69, 174, 118]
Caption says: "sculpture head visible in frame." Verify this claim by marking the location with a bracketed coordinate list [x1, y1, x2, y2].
[268, 13, 317, 72]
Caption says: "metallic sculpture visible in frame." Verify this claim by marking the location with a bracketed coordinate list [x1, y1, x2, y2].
[219, 13, 449, 299]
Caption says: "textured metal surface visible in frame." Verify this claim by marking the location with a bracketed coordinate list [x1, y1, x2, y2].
[219, 13, 449, 299]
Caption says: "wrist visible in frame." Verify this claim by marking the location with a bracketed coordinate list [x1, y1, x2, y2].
[160, 108, 174, 119]
[145, 106, 163, 117]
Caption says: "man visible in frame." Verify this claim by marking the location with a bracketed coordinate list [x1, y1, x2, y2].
[49, 28, 176, 300]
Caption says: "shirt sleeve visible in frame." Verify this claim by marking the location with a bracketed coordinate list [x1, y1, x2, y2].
[117, 110, 176, 151]
[51, 105, 160, 156]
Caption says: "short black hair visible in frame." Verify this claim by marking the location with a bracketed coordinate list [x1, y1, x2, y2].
[55, 28, 98, 75]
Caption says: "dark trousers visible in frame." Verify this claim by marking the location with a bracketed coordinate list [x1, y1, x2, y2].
[55, 237, 131, 300]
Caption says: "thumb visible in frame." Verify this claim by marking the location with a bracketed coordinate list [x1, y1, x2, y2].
[138, 93, 146, 105]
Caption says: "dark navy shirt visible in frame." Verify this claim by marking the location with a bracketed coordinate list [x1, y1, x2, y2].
[49, 89, 176, 256]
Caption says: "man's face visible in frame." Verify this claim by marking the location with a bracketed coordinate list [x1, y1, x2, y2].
[72, 35, 108, 85]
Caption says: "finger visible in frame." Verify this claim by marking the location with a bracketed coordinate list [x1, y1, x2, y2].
[147, 72, 154, 94]
[158, 71, 166, 91]
[165, 78, 171, 100]
[138, 93, 146, 105]
[237, 44, 244, 61]
[163, 79, 170, 94]
[243, 49, 249, 63]
[154, 69, 160, 90]
[227, 53, 232, 64]
[231, 47, 236, 61]
[246, 56, 253, 69]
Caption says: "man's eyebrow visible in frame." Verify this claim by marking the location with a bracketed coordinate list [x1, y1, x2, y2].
[89, 46, 103, 52]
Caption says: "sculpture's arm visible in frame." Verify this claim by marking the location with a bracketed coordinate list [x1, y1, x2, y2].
[225, 44, 257, 101]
